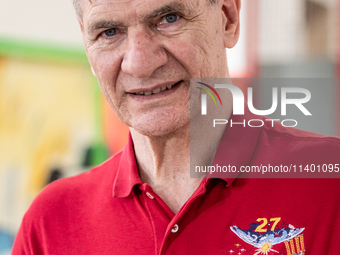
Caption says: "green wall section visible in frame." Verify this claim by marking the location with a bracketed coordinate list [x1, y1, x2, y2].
[0, 37, 89, 65]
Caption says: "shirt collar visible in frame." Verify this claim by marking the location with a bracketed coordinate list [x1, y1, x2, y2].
[112, 108, 262, 197]
[112, 133, 143, 198]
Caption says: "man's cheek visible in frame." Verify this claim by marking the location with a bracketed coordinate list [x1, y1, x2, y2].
[165, 40, 205, 73]
[92, 56, 120, 83]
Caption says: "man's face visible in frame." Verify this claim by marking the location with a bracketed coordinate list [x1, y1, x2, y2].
[81, 0, 231, 136]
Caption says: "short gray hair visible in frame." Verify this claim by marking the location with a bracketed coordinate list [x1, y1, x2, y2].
[72, 0, 217, 20]
[72, 0, 83, 20]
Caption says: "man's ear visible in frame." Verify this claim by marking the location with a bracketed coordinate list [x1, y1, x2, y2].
[77, 18, 97, 77]
[77, 18, 84, 33]
[221, 0, 241, 49]
[91, 65, 97, 77]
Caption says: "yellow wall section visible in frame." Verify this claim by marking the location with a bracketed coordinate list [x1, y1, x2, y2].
[0, 58, 95, 231]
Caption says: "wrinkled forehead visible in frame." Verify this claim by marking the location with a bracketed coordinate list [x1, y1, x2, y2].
[82, 0, 203, 27]
[82, 0, 205, 7]
[82, 0, 203, 16]
[83, 0, 141, 11]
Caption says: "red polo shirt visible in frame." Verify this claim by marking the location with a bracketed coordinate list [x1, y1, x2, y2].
[13, 111, 340, 255]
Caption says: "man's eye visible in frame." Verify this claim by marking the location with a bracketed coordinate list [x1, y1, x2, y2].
[104, 29, 117, 37]
[164, 14, 179, 24]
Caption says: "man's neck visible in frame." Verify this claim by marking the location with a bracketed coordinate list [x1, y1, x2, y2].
[131, 126, 197, 213]
[130, 93, 233, 214]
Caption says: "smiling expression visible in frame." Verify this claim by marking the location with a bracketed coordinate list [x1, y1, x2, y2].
[80, 0, 232, 136]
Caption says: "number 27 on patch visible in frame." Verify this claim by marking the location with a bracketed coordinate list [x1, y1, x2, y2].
[255, 217, 281, 233]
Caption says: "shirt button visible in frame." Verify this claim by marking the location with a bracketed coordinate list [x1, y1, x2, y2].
[146, 192, 155, 199]
[171, 224, 179, 233]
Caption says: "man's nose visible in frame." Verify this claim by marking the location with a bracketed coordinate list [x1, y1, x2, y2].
[121, 28, 168, 78]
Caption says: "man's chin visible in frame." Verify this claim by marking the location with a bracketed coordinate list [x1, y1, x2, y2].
[131, 119, 190, 138]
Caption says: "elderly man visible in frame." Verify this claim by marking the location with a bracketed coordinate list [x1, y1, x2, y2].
[13, 0, 340, 254]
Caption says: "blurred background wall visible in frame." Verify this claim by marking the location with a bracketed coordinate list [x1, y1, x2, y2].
[0, 0, 339, 254]
[0, 1, 113, 253]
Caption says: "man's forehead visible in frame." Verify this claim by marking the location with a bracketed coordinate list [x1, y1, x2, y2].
[84, 0, 144, 9]
[84, 0, 201, 7]
[83, 0, 201, 29]
[83, 0, 199, 18]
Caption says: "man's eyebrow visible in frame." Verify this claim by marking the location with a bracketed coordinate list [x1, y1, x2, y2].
[88, 1, 189, 32]
[141, 2, 190, 21]
[89, 21, 125, 32]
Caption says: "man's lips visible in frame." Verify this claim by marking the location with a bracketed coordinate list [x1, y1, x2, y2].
[127, 81, 183, 95]
[128, 81, 183, 102]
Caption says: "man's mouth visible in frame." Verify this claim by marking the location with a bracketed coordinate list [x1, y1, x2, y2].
[132, 81, 182, 95]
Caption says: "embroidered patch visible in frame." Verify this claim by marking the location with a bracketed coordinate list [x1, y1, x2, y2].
[230, 218, 305, 255]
